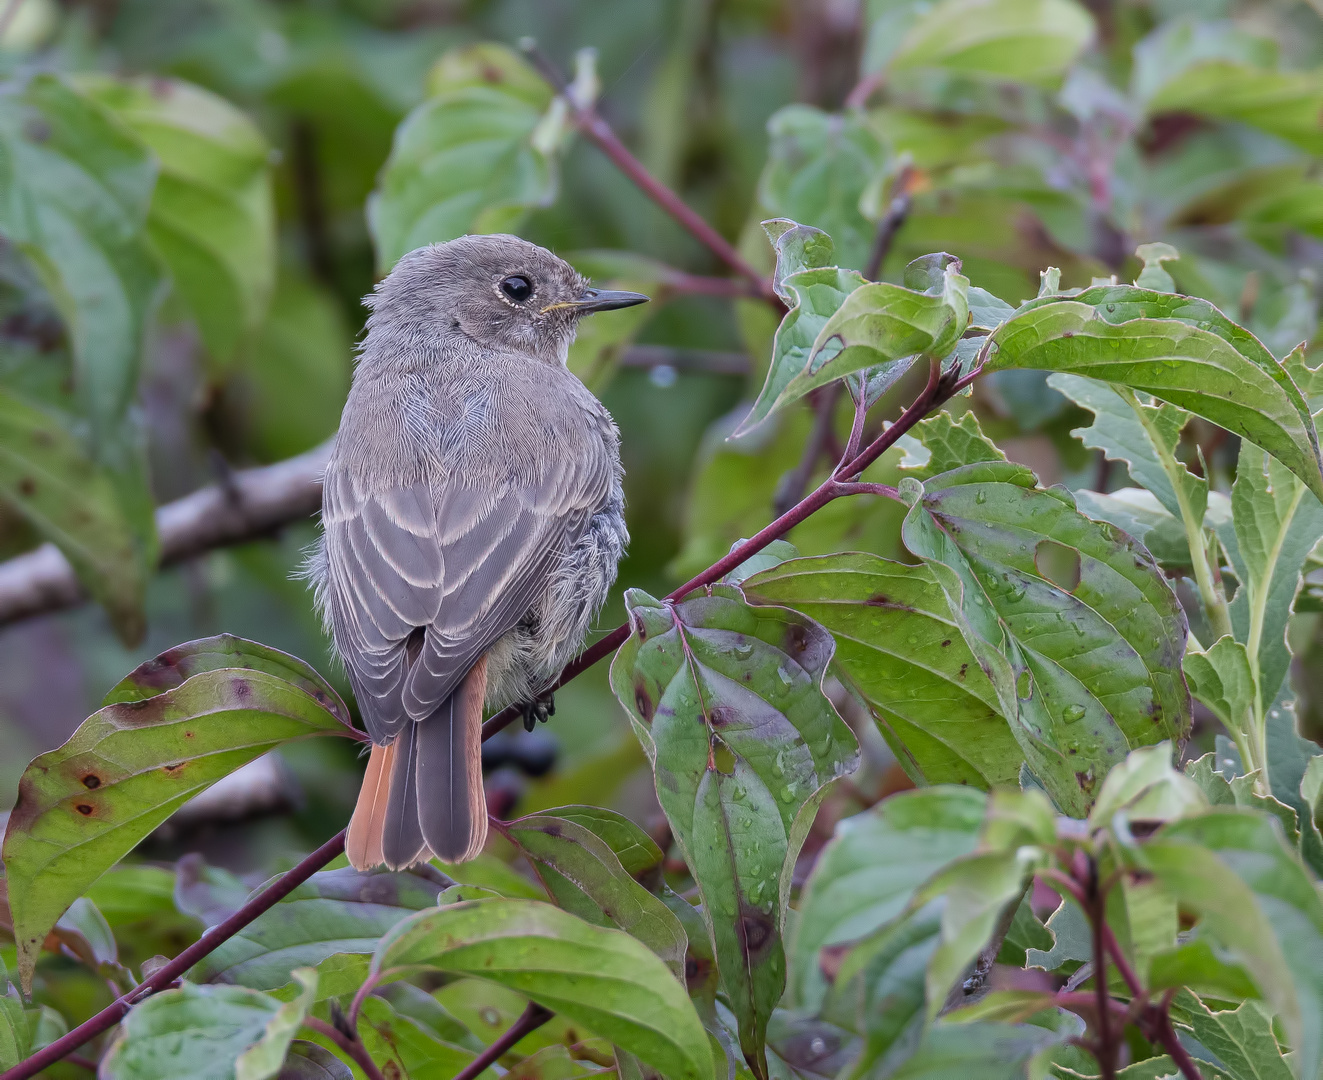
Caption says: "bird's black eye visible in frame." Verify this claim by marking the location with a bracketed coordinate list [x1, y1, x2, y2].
[500, 275, 533, 302]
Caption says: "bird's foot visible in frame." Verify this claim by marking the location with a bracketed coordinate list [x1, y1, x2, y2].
[521, 691, 556, 733]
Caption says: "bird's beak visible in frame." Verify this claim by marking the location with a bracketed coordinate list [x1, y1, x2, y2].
[569, 287, 650, 314]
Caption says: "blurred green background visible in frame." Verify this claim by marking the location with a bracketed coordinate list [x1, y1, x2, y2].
[3, 0, 1323, 876]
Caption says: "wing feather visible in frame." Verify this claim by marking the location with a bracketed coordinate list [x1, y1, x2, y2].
[323, 436, 611, 744]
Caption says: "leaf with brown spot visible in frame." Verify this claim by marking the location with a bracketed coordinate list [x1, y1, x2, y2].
[610, 585, 858, 1078]
[898, 460, 1192, 816]
[504, 814, 687, 977]
[102, 634, 351, 726]
[3, 667, 356, 991]
[744, 553, 1023, 790]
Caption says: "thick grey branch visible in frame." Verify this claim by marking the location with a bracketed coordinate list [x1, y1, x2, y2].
[0, 440, 332, 629]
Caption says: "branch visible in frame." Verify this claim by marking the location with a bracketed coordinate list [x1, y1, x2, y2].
[519, 42, 775, 301]
[0, 441, 331, 629]
[1143, 992, 1204, 1080]
[302, 1016, 388, 1080]
[452, 1002, 554, 1080]
[862, 163, 915, 282]
[1, 829, 348, 1080]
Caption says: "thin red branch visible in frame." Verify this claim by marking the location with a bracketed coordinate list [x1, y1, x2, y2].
[518, 41, 774, 300]
[452, 1002, 554, 1080]
[862, 164, 915, 282]
[1102, 923, 1144, 999]
[1144, 991, 1204, 1080]
[837, 355, 943, 479]
[0, 830, 348, 1080]
[303, 1016, 388, 1080]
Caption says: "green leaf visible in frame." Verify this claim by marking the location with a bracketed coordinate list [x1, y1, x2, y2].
[2, 665, 355, 991]
[899, 410, 1007, 481]
[277, 1042, 352, 1080]
[1218, 438, 1323, 713]
[368, 43, 563, 271]
[100, 971, 316, 1080]
[534, 805, 665, 884]
[1147, 61, 1323, 156]
[1183, 751, 1300, 849]
[0, 73, 165, 435]
[1134, 243, 1180, 293]
[1071, 490, 1193, 571]
[899, 461, 1192, 816]
[757, 111, 889, 272]
[1047, 374, 1204, 526]
[770, 259, 968, 415]
[0, 387, 157, 642]
[889, 0, 1093, 86]
[882, 1019, 1073, 1079]
[1147, 941, 1259, 1002]
[104, 633, 351, 725]
[374, 898, 713, 1080]
[1167, 991, 1293, 1080]
[1025, 898, 1091, 973]
[188, 865, 445, 991]
[235, 969, 317, 1080]
[0, 972, 27, 1072]
[916, 848, 1039, 1018]
[987, 291, 1323, 504]
[609, 585, 858, 1076]
[78, 75, 275, 366]
[788, 787, 986, 1011]
[1183, 639, 1255, 745]
[1263, 700, 1323, 878]
[1086, 742, 1206, 831]
[744, 554, 1023, 789]
[354, 993, 479, 1080]
[738, 237, 867, 434]
[823, 902, 940, 1077]
[1142, 809, 1323, 1080]
[503, 814, 687, 976]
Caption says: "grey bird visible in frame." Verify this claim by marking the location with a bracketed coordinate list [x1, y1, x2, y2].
[305, 234, 644, 870]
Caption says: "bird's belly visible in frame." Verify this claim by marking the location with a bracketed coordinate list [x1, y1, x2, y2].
[483, 494, 628, 710]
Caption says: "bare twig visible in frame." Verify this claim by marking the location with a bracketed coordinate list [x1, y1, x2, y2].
[1087, 858, 1118, 1080]
[303, 1016, 388, 1080]
[863, 164, 915, 282]
[519, 42, 774, 300]
[0, 441, 331, 629]
[452, 1002, 554, 1080]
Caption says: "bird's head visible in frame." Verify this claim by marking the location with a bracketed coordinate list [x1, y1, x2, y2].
[368, 234, 649, 365]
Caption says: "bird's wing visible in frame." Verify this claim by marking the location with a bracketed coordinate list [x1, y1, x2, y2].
[321, 448, 610, 743]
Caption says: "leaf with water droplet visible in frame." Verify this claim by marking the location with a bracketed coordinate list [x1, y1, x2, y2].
[899, 460, 1192, 816]
[611, 585, 858, 1077]
[745, 553, 1024, 791]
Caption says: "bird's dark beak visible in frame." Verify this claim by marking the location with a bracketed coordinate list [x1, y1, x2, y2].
[572, 287, 650, 314]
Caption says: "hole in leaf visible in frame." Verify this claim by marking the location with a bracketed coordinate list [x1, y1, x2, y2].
[1035, 539, 1081, 591]
[711, 739, 736, 775]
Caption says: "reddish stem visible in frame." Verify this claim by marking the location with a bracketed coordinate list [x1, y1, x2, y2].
[1145, 991, 1204, 1080]
[452, 1002, 554, 1080]
[576, 111, 773, 297]
[0, 832, 348, 1080]
[303, 1016, 389, 1080]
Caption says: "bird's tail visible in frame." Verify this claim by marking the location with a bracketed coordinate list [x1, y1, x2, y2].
[346, 657, 489, 870]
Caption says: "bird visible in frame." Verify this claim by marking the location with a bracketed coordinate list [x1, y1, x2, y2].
[304, 234, 646, 870]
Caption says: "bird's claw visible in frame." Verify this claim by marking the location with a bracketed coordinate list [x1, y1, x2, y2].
[521, 692, 556, 733]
